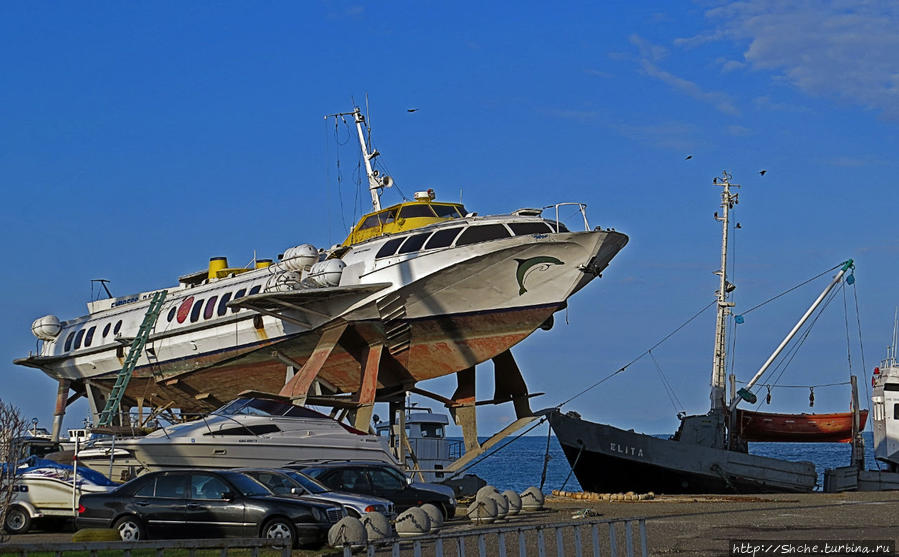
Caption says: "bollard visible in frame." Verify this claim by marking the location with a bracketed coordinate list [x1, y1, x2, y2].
[503, 489, 522, 516]
[360, 511, 393, 541]
[328, 516, 367, 548]
[420, 503, 444, 533]
[520, 487, 545, 511]
[395, 507, 431, 537]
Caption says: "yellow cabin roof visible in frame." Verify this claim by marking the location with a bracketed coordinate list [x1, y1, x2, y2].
[343, 200, 468, 246]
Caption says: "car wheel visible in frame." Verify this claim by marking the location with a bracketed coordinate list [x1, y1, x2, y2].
[4, 506, 31, 534]
[262, 518, 296, 548]
[113, 516, 145, 541]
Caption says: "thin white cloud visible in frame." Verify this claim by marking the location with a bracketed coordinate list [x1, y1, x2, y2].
[584, 69, 613, 79]
[547, 109, 602, 122]
[753, 95, 810, 113]
[827, 155, 892, 167]
[694, 1, 899, 119]
[615, 121, 698, 151]
[727, 125, 751, 136]
[630, 34, 740, 115]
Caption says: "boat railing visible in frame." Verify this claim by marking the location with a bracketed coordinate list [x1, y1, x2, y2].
[544, 202, 590, 232]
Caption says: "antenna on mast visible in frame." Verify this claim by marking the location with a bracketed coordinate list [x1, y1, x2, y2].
[324, 105, 394, 212]
[710, 171, 740, 412]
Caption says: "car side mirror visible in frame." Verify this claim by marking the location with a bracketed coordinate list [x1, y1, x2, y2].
[290, 487, 299, 495]
[406, 477, 412, 486]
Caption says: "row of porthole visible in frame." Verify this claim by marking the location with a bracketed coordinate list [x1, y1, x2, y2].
[167, 285, 262, 325]
[63, 319, 123, 352]
[60, 284, 264, 353]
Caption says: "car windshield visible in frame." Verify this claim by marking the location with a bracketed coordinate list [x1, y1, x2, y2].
[226, 472, 273, 497]
[284, 470, 328, 494]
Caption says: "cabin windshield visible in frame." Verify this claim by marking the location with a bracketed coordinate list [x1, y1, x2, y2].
[212, 397, 327, 419]
[419, 423, 445, 438]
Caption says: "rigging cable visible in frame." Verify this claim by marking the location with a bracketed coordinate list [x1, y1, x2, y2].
[739, 263, 843, 317]
[842, 282, 854, 381]
[648, 349, 685, 415]
[851, 282, 871, 408]
[555, 299, 716, 408]
[751, 283, 843, 409]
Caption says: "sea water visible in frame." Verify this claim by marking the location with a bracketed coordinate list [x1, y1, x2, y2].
[457, 431, 880, 494]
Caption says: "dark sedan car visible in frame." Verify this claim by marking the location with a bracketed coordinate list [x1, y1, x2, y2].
[77, 469, 343, 547]
[295, 461, 456, 519]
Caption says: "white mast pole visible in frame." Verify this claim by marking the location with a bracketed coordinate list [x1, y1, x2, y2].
[352, 107, 382, 212]
[710, 172, 738, 412]
[729, 259, 855, 412]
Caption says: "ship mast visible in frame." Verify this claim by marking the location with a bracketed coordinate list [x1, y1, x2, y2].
[325, 107, 394, 213]
[710, 171, 738, 412]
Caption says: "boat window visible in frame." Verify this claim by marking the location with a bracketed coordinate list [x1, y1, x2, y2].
[398, 232, 431, 254]
[424, 227, 463, 249]
[114, 320, 123, 335]
[204, 424, 282, 436]
[455, 224, 512, 246]
[64, 332, 75, 351]
[176, 298, 193, 324]
[231, 288, 247, 313]
[885, 384, 899, 391]
[84, 326, 96, 347]
[399, 204, 436, 218]
[895, 403, 899, 420]
[217, 292, 232, 316]
[191, 474, 231, 500]
[358, 213, 383, 231]
[133, 477, 156, 497]
[190, 298, 204, 323]
[420, 423, 445, 438]
[510, 222, 554, 235]
[432, 204, 462, 218]
[549, 221, 569, 233]
[249, 285, 262, 296]
[381, 209, 398, 224]
[155, 473, 187, 498]
[376, 238, 405, 259]
[103, 323, 111, 337]
[166, 307, 176, 323]
[204, 296, 218, 320]
[74, 329, 85, 350]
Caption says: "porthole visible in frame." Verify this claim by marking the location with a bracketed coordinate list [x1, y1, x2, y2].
[177, 297, 194, 324]
[204, 296, 218, 320]
[84, 326, 96, 347]
[74, 329, 85, 350]
[167, 307, 177, 322]
[248, 285, 261, 296]
[253, 315, 264, 329]
[64, 332, 75, 351]
[102, 323, 111, 338]
[231, 288, 247, 313]
[114, 320, 123, 335]
[217, 292, 232, 316]
[190, 299, 204, 323]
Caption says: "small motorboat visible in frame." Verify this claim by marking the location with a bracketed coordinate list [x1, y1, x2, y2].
[3, 457, 116, 534]
[738, 409, 869, 443]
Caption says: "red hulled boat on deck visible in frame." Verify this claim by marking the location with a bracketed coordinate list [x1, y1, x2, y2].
[738, 409, 868, 443]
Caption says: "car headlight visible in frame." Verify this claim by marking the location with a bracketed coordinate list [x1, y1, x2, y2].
[449, 497, 456, 505]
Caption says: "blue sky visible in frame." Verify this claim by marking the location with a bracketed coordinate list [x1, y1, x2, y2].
[3, 1, 898, 437]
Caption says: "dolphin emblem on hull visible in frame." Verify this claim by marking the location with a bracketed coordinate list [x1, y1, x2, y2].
[515, 256, 564, 295]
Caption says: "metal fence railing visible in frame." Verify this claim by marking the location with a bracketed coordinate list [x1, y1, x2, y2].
[341, 517, 648, 557]
[0, 537, 291, 557]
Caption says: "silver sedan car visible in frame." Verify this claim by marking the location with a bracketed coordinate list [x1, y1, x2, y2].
[237, 468, 396, 518]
